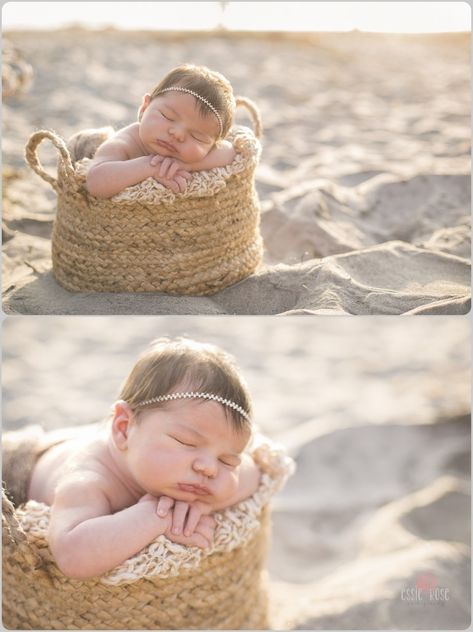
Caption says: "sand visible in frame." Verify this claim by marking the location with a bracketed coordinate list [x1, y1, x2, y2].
[3, 316, 470, 628]
[2, 29, 470, 314]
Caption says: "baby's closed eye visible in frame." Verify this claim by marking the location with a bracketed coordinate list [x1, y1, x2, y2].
[169, 434, 195, 447]
[191, 135, 211, 144]
[159, 110, 173, 121]
[218, 456, 241, 468]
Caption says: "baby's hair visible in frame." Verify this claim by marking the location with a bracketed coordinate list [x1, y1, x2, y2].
[149, 64, 236, 140]
[118, 337, 252, 434]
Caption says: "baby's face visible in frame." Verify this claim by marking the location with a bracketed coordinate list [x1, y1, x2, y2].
[124, 398, 249, 504]
[138, 91, 220, 164]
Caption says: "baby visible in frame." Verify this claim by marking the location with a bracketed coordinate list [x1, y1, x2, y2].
[27, 338, 261, 580]
[86, 64, 237, 198]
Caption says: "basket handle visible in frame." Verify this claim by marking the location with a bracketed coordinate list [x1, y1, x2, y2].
[2, 488, 40, 570]
[2, 488, 24, 545]
[235, 97, 262, 139]
[25, 129, 76, 192]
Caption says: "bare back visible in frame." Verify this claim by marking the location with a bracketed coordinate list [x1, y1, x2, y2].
[90, 123, 146, 166]
[27, 426, 138, 513]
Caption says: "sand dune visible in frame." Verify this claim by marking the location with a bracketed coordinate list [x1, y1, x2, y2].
[270, 420, 470, 629]
[2, 30, 470, 314]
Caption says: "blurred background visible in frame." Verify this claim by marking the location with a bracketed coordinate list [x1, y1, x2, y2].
[2, 316, 470, 434]
[2, 315, 471, 627]
[2, 1, 470, 33]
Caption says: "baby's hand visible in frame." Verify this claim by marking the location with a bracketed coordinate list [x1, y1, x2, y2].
[139, 495, 215, 547]
[156, 496, 211, 537]
[149, 155, 191, 194]
[138, 493, 170, 514]
[137, 493, 172, 531]
[165, 513, 216, 549]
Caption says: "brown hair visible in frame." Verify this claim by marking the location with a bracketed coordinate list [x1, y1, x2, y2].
[118, 337, 252, 433]
[149, 64, 236, 140]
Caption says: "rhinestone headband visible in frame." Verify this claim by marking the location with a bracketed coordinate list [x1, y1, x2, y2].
[137, 391, 250, 421]
[156, 87, 223, 137]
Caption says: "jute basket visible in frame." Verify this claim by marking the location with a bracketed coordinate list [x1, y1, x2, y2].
[2, 426, 294, 630]
[24, 99, 263, 295]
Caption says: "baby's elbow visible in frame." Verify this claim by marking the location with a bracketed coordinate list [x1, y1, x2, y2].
[219, 140, 236, 166]
[51, 538, 97, 580]
[227, 143, 237, 163]
[85, 168, 111, 199]
[53, 550, 84, 579]
[56, 554, 98, 580]
[85, 170, 100, 197]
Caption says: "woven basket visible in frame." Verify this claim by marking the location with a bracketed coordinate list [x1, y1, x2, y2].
[2, 426, 294, 630]
[24, 99, 263, 295]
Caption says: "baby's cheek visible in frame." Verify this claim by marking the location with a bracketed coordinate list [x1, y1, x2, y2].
[146, 447, 182, 474]
[214, 471, 238, 502]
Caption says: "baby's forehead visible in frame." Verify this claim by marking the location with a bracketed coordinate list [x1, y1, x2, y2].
[177, 415, 248, 437]
[154, 92, 219, 135]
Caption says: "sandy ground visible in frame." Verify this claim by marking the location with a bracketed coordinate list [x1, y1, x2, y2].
[3, 316, 470, 628]
[2, 29, 471, 314]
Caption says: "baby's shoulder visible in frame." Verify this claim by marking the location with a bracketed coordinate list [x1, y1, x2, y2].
[61, 443, 135, 511]
[55, 431, 106, 478]
[112, 122, 138, 142]
[92, 123, 138, 162]
[59, 445, 109, 487]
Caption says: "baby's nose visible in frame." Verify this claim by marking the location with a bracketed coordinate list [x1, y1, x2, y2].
[192, 456, 217, 478]
[169, 125, 184, 142]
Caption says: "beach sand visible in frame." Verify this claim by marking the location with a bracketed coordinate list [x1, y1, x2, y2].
[2, 29, 471, 314]
[3, 317, 470, 628]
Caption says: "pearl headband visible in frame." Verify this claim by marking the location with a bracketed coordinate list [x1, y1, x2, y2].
[137, 391, 250, 421]
[156, 87, 224, 137]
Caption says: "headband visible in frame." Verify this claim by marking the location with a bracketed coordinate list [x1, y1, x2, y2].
[137, 391, 250, 421]
[156, 86, 224, 137]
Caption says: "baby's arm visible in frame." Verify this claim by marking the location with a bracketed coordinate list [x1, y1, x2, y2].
[48, 477, 170, 579]
[85, 140, 191, 198]
[183, 140, 236, 172]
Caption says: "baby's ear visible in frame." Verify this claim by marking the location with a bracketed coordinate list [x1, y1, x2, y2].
[111, 400, 134, 449]
[137, 93, 152, 121]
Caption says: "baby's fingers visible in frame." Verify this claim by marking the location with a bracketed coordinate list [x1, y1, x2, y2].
[198, 514, 216, 528]
[183, 504, 203, 537]
[195, 523, 215, 547]
[174, 175, 189, 193]
[150, 155, 163, 167]
[177, 169, 192, 180]
[188, 531, 213, 549]
[172, 501, 189, 535]
[158, 157, 173, 178]
[154, 177, 179, 193]
[166, 160, 182, 180]
[156, 495, 174, 518]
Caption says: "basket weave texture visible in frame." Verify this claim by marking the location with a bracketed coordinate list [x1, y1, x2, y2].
[2, 426, 293, 630]
[25, 104, 263, 295]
